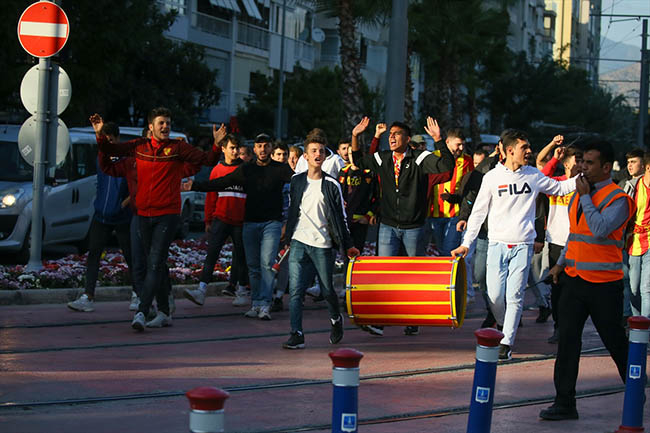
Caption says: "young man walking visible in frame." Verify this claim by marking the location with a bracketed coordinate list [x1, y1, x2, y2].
[183, 134, 248, 307]
[68, 123, 134, 313]
[282, 137, 359, 349]
[452, 130, 576, 360]
[539, 140, 634, 420]
[184, 133, 294, 320]
[91, 108, 223, 331]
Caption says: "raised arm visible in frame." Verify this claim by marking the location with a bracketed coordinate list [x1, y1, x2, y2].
[536, 134, 563, 170]
[351, 116, 370, 152]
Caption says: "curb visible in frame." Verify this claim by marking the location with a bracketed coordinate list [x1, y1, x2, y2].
[0, 275, 346, 306]
[0, 282, 228, 306]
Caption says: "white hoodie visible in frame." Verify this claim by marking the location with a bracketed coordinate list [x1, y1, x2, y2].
[461, 163, 576, 247]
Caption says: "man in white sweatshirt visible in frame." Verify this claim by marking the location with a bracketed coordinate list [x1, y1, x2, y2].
[451, 129, 576, 360]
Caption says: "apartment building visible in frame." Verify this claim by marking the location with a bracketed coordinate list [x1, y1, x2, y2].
[545, 0, 602, 81]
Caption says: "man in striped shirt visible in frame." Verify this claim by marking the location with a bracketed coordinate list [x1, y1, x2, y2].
[626, 151, 650, 317]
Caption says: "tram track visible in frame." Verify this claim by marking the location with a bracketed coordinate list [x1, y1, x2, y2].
[0, 345, 608, 409]
[257, 384, 629, 433]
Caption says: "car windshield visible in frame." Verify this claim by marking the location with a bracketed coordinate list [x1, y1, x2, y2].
[0, 140, 34, 182]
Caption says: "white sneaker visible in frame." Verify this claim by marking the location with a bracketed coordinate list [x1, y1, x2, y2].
[169, 293, 176, 314]
[258, 305, 272, 321]
[183, 287, 206, 306]
[232, 288, 251, 307]
[129, 292, 140, 311]
[67, 294, 94, 312]
[305, 285, 320, 298]
[145, 311, 172, 328]
[244, 306, 260, 318]
[131, 312, 145, 331]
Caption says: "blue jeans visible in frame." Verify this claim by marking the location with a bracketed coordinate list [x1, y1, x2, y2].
[378, 223, 424, 257]
[628, 251, 650, 317]
[486, 242, 534, 346]
[243, 221, 282, 307]
[623, 251, 632, 317]
[288, 240, 340, 332]
[428, 216, 462, 257]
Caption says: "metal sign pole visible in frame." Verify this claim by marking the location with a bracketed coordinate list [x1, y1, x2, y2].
[26, 57, 50, 272]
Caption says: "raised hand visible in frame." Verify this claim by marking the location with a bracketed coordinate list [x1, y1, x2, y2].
[551, 134, 564, 147]
[424, 116, 441, 142]
[375, 122, 387, 138]
[181, 179, 194, 191]
[553, 146, 565, 161]
[89, 113, 104, 134]
[352, 116, 370, 137]
[213, 123, 226, 144]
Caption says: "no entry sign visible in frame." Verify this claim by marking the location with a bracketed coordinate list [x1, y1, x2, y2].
[17, 2, 69, 58]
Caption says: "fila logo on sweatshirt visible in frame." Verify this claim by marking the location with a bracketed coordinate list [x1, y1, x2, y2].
[497, 182, 532, 197]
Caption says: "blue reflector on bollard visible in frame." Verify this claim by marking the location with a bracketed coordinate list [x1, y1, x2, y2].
[341, 413, 357, 432]
[475, 387, 490, 404]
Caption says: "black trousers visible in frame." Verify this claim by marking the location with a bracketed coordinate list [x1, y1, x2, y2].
[84, 217, 133, 297]
[200, 218, 248, 286]
[553, 274, 628, 407]
[136, 214, 180, 316]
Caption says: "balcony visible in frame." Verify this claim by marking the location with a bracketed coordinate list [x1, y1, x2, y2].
[192, 11, 231, 38]
[293, 39, 313, 62]
[237, 22, 269, 50]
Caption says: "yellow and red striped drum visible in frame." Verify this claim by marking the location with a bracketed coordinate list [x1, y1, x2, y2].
[345, 256, 467, 328]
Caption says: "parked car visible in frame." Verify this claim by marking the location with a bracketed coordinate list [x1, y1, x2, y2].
[0, 124, 98, 263]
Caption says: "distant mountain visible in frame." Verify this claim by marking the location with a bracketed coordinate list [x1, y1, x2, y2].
[599, 37, 641, 74]
[600, 63, 640, 108]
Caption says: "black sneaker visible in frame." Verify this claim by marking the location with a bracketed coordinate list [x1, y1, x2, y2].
[282, 331, 305, 349]
[481, 310, 496, 328]
[271, 297, 283, 312]
[330, 316, 344, 344]
[536, 306, 552, 323]
[547, 328, 559, 344]
[498, 344, 512, 361]
[404, 326, 419, 336]
[539, 404, 578, 420]
[360, 325, 384, 336]
[221, 284, 237, 297]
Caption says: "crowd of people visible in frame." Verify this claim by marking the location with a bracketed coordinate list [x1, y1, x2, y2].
[66, 106, 644, 421]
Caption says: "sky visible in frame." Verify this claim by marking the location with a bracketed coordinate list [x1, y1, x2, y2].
[600, 0, 649, 54]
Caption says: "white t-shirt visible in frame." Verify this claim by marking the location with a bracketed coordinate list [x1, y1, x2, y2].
[461, 163, 576, 247]
[291, 177, 332, 248]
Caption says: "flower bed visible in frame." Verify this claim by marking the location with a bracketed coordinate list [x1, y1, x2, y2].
[0, 239, 380, 290]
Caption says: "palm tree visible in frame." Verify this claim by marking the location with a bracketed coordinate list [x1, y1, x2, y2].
[314, 0, 390, 137]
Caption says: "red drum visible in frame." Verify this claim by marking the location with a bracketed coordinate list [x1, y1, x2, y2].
[345, 256, 467, 328]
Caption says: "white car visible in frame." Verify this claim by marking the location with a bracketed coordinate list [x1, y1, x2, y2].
[0, 124, 98, 263]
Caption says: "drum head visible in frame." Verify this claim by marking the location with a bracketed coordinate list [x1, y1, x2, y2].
[452, 258, 467, 327]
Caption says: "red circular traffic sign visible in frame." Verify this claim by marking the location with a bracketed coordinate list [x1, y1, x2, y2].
[17, 1, 69, 58]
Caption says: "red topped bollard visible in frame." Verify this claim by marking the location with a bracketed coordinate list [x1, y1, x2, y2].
[186, 386, 230, 433]
[330, 348, 364, 433]
[467, 328, 504, 433]
[616, 316, 650, 433]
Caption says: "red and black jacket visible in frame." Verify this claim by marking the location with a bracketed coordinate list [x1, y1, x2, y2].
[97, 135, 219, 217]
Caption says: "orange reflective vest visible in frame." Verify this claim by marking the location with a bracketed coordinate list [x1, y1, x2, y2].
[564, 182, 634, 283]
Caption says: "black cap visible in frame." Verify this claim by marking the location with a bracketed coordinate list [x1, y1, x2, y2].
[254, 133, 272, 143]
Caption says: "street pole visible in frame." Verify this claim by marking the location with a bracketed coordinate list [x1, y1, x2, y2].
[638, 19, 648, 148]
[27, 57, 50, 272]
[384, 0, 408, 147]
[275, 0, 287, 140]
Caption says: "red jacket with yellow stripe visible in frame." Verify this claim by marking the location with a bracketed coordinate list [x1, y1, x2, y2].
[97, 135, 221, 217]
